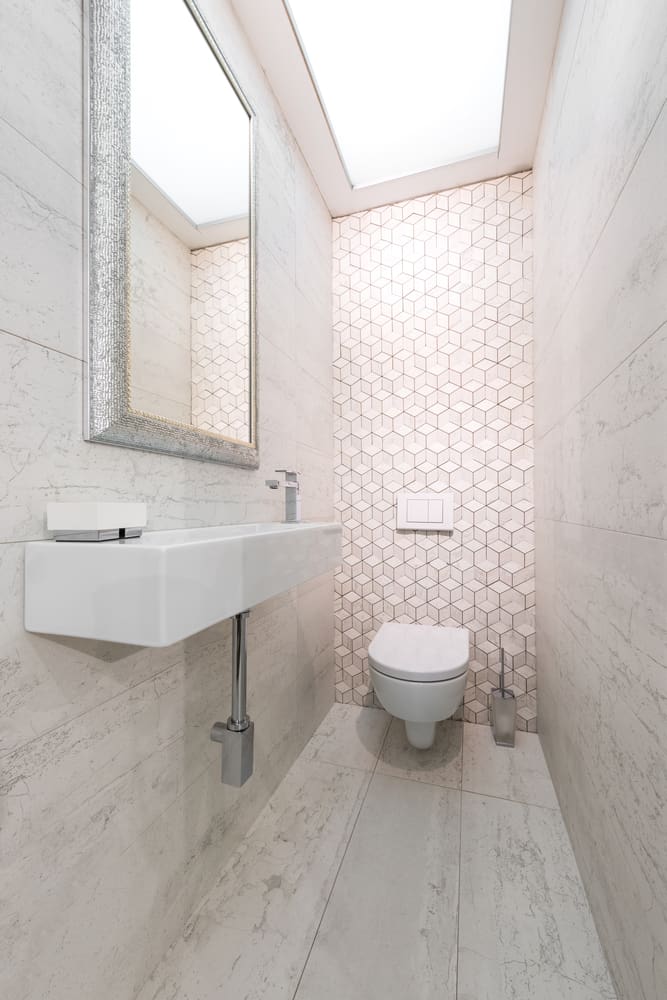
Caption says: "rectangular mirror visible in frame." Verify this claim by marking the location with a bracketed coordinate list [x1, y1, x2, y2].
[85, 0, 258, 467]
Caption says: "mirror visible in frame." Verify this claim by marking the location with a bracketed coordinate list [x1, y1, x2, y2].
[85, 0, 258, 467]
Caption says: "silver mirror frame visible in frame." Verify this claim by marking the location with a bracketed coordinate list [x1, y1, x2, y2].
[84, 0, 258, 467]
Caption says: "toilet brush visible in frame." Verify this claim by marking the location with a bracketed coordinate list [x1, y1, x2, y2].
[491, 647, 517, 747]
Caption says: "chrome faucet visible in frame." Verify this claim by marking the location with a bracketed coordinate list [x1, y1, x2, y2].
[265, 469, 301, 522]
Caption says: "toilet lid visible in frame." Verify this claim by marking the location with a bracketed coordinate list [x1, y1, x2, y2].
[368, 623, 469, 683]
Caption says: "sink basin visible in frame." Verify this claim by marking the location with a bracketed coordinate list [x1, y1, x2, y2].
[24, 521, 342, 646]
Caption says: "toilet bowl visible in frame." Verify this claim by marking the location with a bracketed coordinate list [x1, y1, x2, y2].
[368, 623, 469, 749]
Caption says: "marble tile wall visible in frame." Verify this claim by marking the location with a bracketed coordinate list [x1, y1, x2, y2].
[191, 238, 250, 438]
[0, 1, 333, 999]
[333, 175, 536, 730]
[130, 195, 193, 424]
[533, 1, 667, 997]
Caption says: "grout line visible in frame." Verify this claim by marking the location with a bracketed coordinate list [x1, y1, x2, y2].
[535, 319, 666, 443]
[531, 0, 577, 175]
[0, 324, 84, 365]
[546, 0, 589, 153]
[454, 721, 466, 998]
[536, 740, 622, 1000]
[369, 766, 461, 794]
[0, 111, 83, 187]
[0, 635, 230, 761]
[302, 755, 381, 777]
[290, 716, 391, 1000]
[534, 516, 666, 543]
[460, 785, 560, 812]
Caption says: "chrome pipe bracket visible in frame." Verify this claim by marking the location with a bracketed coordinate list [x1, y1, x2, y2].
[226, 714, 250, 733]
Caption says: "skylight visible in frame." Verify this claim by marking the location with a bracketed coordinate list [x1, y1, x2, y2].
[130, 0, 249, 227]
[285, 0, 512, 189]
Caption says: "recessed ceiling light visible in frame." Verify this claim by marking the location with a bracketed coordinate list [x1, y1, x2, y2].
[130, 0, 250, 227]
[285, 0, 512, 189]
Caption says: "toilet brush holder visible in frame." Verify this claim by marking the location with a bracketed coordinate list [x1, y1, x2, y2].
[491, 648, 516, 747]
[491, 689, 517, 747]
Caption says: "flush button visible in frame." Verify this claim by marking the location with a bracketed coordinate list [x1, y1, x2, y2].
[406, 499, 429, 522]
[397, 491, 454, 531]
[428, 499, 443, 521]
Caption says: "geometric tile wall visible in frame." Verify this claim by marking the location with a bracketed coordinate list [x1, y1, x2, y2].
[333, 172, 536, 730]
[191, 238, 250, 440]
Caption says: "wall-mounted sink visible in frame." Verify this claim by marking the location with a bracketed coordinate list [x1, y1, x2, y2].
[25, 521, 341, 646]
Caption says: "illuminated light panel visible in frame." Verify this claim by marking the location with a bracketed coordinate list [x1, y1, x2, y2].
[286, 0, 512, 188]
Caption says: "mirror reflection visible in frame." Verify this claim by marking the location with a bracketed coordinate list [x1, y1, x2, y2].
[128, 0, 253, 443]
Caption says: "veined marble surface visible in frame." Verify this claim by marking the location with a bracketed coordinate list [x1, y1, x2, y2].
[138, 757, 370, 1000]
[458, 794, 616, 1000]
[376, 716, 463, 788]
[0, 0, 334, 996]
[295, 774, 460, 1000]
[462, 719, 559, 809]
[533, 0, 667, 352]
[137, 705, 616, 1000]
[533, 0, 667, 996]
[302, 700, 390, 771]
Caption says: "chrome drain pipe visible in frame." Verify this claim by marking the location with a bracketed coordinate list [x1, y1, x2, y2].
[210, 609, 254, 786]
[229, 610, 250, 731]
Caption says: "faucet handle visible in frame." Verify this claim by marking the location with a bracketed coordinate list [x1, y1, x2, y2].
[275, 469, 298, 480]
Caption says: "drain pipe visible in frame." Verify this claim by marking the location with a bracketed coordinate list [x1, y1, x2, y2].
[210, 610, 254, 786]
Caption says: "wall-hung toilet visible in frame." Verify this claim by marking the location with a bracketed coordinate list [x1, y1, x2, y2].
[368, 623, 469, 749]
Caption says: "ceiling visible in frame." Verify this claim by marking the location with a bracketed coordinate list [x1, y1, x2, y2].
[230, 0, 564, 217]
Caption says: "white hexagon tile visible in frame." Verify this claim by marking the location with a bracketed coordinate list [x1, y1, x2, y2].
[191, 239, 250, 440]
[333, 172, 536, 731]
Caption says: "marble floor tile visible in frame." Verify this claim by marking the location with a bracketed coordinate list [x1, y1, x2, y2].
[294, 773, 460, 1000]
[376, 717, 463, 788]
[302, 703, 391, 771]
[462, 722, 559, 809]
[458, 792, 617, 1000]
[137, 757, 370, 1000]
[137, 706, 615, 1000]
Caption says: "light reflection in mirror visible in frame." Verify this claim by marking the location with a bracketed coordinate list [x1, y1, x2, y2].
[128, 0, 252, 444]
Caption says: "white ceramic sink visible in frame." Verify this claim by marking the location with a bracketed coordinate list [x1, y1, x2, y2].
[24, 521, 341, 646]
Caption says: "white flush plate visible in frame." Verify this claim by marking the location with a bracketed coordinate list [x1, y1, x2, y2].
[397, 492, 453, 531]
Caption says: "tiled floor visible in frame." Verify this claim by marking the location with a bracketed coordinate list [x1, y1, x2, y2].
[138, 705, 617, 1000]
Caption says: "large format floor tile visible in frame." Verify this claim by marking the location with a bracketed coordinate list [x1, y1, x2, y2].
[458, 793, 617, 1000]
[137, 708, 616, 1000]
[462, 722, 559, 809]
[377, 717, 462, 788]
[294, 773, 461, 1000]
[137, 757, 370, 1000]
[301, 702, 391, 771]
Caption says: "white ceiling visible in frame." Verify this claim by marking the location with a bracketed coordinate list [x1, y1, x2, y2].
[230, 0, 564, 217]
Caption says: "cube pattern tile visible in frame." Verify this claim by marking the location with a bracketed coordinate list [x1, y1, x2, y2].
[333, 173, 536, 730]
[191, 238, 250, 439]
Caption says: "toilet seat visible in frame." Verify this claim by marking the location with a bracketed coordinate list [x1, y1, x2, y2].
[368, 623, 469, 683]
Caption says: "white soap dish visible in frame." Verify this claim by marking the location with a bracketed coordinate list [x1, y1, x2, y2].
[47, 502, 147, 542]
